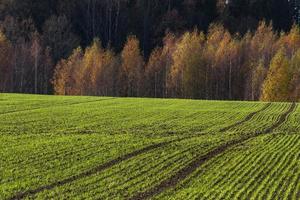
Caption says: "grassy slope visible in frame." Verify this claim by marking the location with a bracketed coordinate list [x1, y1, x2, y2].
[0, 94, 298, 200]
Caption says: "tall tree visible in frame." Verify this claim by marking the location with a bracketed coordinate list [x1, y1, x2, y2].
[121, 35, 144, 97]
[0, 30, 12, 92]
[53, 47, 83, 95]
[244, 21, 278, 100]
[289, 49, 300, 101]
[251, 60, 267, 100]
[261, 50, 292, 102]
[169, 30, 205, 98]
[30, 32, 42, 94]
[82, 38, 104, 95]
[145, 47, 165, 97]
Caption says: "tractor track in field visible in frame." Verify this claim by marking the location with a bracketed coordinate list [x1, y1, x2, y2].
[8, 103, 272, 200]
[8, 141, 174, 200]
[220, 103, 271, 132]
[0, 98, 116, 116]
[129, 103, 296, 200]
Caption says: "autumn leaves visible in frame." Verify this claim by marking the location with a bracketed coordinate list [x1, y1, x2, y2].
[50, 22, 300, 101]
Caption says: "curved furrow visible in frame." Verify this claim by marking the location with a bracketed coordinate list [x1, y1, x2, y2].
[35, 142, 206, 199]
[202, 136, 284, 200]
[185, 136, 280, 200]
[7, 140, 178, 200]
[207, 134, 281, 190]
[67, 146, 197, 198]
[7, 102, 270, 199]
[89, 157, 189, 200]
[220, 103, 271, 132]
[2, 140, 136, 185]
[170, 135, 299, 200]
[290, 172, 300, 200]
[234, 136, 298, 199]
[129, 103, 296, 200]
[213, 136, 289, 200]
[253, 136, 299, 200]
[224, 136, 295, 199]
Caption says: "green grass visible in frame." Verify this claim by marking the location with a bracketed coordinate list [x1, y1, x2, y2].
[0, 93, 298, 200]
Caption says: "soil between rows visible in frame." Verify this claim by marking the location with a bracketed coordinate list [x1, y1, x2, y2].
[8, 102, 278, 200]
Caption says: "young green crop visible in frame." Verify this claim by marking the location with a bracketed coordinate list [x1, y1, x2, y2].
[0, 94, 298, 200]
[157, 135, 299, 200]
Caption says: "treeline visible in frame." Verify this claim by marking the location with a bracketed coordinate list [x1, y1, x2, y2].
[0, 28, 54, 94]
[52, 22, 300, 102]
[0, 0, 298, 101]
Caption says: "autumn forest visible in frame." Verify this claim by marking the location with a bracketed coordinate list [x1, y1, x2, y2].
[0, 0, 299, 101]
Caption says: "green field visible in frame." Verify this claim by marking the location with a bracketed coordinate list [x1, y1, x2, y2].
[0, 94, 299, 200]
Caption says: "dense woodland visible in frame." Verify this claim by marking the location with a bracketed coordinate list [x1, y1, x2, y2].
[0, 0, 299, 101]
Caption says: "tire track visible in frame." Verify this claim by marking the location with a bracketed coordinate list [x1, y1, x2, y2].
[215, 135, 287, 199]
[220, 103, 271, 132]
[8, 141, 173, 200]
[7, 102, 272, 200]
[205, 134, 281, 197]
[129, 103, 296, 200]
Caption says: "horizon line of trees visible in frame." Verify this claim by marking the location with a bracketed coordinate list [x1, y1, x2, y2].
[51, 22, 300, 102]
[1, 19, 300, 102]
[0, 0, 298, 102]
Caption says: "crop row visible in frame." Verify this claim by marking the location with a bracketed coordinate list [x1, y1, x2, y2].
[224, 102, 290, 134]
[8, 102, 293, 199]
[0, 97, 264, 136]
[1, 134, 170, 199]
[30, 136, 227, 199]
[1, 94, 295, 199]
[275, 103, 300, 133]
[1, 103, 264, 198]
[157, 134, 299, 200]
[132, 102, 294, 199]
[1, 100, 266, 199]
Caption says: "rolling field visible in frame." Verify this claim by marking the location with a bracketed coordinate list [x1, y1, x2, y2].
[0, 94, 299, 200]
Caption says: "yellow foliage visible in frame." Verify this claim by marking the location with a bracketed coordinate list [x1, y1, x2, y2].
[170, 30, 205, 98]
[82, 39, 104, 94]
[53, 47, 83, 95]
[121, 35, 144, 96]
[261, 50, 292, 102]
